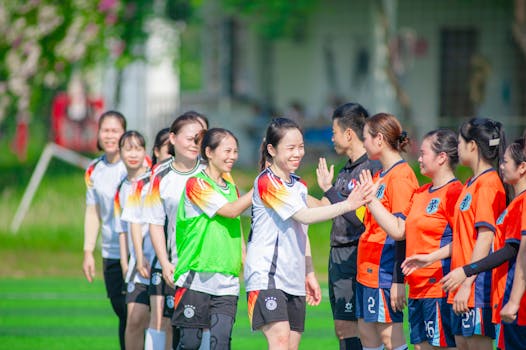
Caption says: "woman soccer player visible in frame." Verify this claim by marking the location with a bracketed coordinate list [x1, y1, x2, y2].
[404, 118, 506, 350]
[355, 113, 419, 350]
[172, 128, 253, 349]
[244, 117, 372, 350]
[362, 129, 462, 350]
[82, 110, 128, 349]
[114, 131, 153, 350]
[143, 112, 208, 349]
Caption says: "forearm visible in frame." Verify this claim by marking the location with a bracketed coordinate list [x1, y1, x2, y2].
[83, 205, 100, 253]
[119, 233, 128, 262]
[367, 198, 405, 240]
[463, 242, 518, 277]
[293, 201, 353, 225]
[149, 224, 170, 266]
[393, 240, 406, 283]
[217, 189, 254, 218]
[131, 222, 144, 260]
[305, 236, 314, 275]
[428, 244, 452, 264]
[508, 239, 526, 304]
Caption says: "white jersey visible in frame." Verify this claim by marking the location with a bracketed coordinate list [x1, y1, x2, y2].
[85, 155, 127, 259]
[142, 158, 205, 265]
[117, 171, 155, 285]
[244, 168, 308, 296]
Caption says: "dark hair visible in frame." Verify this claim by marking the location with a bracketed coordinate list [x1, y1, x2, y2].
[365, 113, 410, 152]
[200, 128, 239, 162]
[459, 118, 506, 165]
[259, 117, 302, 171]
[118, 130, 146, 150]
[151, 128, 172, 165]
[332, 102, 369, 141]
[97, 110, 127, 151]
[179, 110, 208, 128]
[423, 128, 459, 169]
[170, 111, 206, 135]
[507, 132, 526, 166]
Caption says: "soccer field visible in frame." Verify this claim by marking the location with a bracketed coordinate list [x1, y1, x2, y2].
[0, 277, 345, 349]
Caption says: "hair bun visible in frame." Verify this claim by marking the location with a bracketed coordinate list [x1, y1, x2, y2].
[399, 130, 408, 143]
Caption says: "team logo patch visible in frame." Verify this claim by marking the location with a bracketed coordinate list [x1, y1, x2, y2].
[166, 296, 174, 309]
[348, 179, 357, 191]
[496, 209, 507, 225]
[344, 302, 353, 313]
[376, 184, 386, 199]
[127, 282, 135, 293]
[265, 296, 277, 311]
[459, 193, 472, 211]
[152, 272, 162, 286]
[183, 305, 196, 318]
[426, 198, 440, 214]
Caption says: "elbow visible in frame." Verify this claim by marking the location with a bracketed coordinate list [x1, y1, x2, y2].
[391, 231, 406, 241]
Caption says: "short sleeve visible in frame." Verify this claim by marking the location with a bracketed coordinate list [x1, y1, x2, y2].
[186, 177, 228, 218]
[258, 174, 306, 221]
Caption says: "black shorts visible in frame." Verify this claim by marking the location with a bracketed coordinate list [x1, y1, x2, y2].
[103, 258, 126, 298]
[172, 288, 238, 328]
[328, 245, 358, 321]
[163, 285, 175, 318]
[126, 282, 150, 305]
[247, 289, 306, 332]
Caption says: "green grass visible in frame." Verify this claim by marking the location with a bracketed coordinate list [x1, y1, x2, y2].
[0, 278, 341, 350]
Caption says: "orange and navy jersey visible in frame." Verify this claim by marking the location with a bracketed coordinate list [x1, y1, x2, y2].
[492, 190, 526, 324]
[357, 160, 419, 289]
[448, 168, 506, 308]
[405, 180, 463, 298]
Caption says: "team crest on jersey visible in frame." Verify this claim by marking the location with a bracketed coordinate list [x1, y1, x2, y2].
[166, 296, 175, 309]
[152, 272, 162, 286]
[348, 179, 357, 191]
[426, 198, 440, 214]
[496, 209, 508, 225]
[184, 305, 196, 318]
[376, 184, 386, 199]
[265, 296, 278, 311]
[127, 282, 135, 293]
[459, 193, 472, 211]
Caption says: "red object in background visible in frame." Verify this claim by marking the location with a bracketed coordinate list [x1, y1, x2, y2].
[11, 118, 29, 162]
[51, 92, 104, 153]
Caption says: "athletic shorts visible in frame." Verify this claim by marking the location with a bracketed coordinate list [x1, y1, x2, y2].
[126, 282, 150, 305]
[247, 289, 306, 332]
[148, 263, 176, 318]
[172, 288, 238, 329]
[408, 298, 456, 347]
[355, 282, 403, 323]
[502, 321, 526, 350]
[103, 258, 126, 298]
[451, 307, 495, 339]
[328, 245, 358, 321]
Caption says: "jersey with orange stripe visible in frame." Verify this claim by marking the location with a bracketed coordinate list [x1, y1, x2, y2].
[492, 190, 526, 324]
[244, 168, 309, 296]
[357, 160, 419, 289]
[405, 180, 463, 298]
[448, 169, 506, 308]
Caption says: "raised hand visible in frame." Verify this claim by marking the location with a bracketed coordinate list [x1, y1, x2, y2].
[316, 157, 334, 192]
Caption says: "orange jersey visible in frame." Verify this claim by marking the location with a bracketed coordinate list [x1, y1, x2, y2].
[492, 190, 526, 324]
[405, 180, 463, 298]
[357, 160, 419, 288]
[448, 169, 506, 308]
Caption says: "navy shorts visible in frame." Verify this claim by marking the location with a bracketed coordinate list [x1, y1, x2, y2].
[103, 258, 126, 298]
[126, 282, 150, 305]
[451, 307, 495, 339]
[408, 298, 456, 347]
[355, 282, 403, 323]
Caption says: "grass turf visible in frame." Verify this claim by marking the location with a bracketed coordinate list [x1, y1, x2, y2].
[0, 277, 346, 349]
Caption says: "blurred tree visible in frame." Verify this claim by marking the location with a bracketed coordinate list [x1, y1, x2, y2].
[0, 0, 153, 148]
